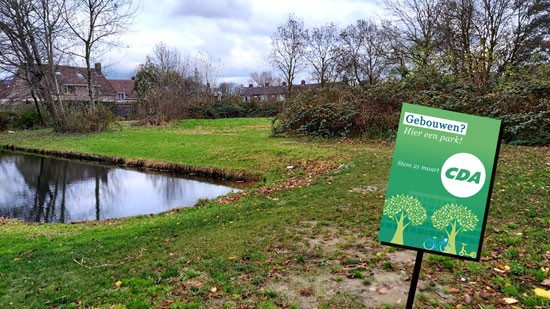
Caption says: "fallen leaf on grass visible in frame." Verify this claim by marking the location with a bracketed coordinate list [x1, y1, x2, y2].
[186, 281, 203, 288]
[502, 297, 518, 304]
[534, 288, 550, 299]
[541, 279, 550, 287]
[493, 265, 510, 273]
[114, 280, 122, 289]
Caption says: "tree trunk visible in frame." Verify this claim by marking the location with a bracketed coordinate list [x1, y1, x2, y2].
[446, 222, 459, 254]
[390, 212, 406, 245]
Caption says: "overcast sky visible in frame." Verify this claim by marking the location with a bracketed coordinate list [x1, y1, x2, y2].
[104, 0, 385, 85]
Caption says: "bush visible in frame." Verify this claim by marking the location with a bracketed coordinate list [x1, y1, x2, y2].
[0, 108, 40, 131]
[273, 87, 358, 138]
[273, 65, 549, 145]
[240, 100, 281, 117]
[211, 101, 247, 118]
[16, 108, 41, 129]
[54, 103, 118, 133]
[359, 82, 405, 139]
[184, 96, 281, 120]
[0, 111, 18, 131]
[399, 67, 550, 145]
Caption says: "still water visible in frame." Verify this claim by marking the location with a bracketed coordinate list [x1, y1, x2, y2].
[0, 150, 241, 223]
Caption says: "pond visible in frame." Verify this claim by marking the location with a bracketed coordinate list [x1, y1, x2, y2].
[0, 150, 242, 223]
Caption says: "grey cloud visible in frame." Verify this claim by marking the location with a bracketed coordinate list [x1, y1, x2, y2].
[173, 0, 253, 20]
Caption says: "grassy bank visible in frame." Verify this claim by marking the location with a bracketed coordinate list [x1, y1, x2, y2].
[0, 118, 548, 308]
[0, 118, 341, 182]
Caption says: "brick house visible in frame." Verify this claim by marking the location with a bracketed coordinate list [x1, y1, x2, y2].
[1, 63, 116, 106]
[108, 78, 138, 119]
[239, 80, 320, 103]
[239, 83, 287, 102]
[109, 78, 138, 102]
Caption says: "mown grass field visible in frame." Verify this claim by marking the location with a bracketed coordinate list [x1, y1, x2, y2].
[0, 118, 548, 308]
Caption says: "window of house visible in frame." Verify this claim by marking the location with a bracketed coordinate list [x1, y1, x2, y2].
[87, 85, 99, 96]
[64, 85, 76, 94]
[117, 92, 126, 100]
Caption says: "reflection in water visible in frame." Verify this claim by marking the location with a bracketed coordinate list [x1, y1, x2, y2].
[0, 150, 240, 223]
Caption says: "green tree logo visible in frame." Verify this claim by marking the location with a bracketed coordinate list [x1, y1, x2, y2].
[431, 204, 479, 254]
[383, 195, 427, 245]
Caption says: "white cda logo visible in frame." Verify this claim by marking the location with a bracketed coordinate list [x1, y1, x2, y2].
[441, 153, 486, 198]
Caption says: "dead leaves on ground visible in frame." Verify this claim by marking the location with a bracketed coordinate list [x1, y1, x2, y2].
[218, 159, 341, 205]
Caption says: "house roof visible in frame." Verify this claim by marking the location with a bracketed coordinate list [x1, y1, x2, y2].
[52, 64, 115, 94]
[239, 82, 321, 97]
[4, 63, 116, 101]
[108, 79, 138, 99]
[239, 85, 287, 96]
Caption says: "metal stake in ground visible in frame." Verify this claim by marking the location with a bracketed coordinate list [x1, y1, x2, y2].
[406, 250, 424, 309]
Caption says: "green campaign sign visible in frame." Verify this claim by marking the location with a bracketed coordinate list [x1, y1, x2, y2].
[378, 103, 501, 260]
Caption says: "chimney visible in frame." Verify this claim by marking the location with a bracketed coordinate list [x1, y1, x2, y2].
[301, 80, 306, 85]
[131, 76, 135, 80]
[94, 63, 102, 75]
[248, 83, 253, 88]
[282, 81, 287, 86]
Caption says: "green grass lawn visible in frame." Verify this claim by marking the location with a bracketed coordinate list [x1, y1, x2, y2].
[0, 118, 339, 182]
[0, 118, 548, 308]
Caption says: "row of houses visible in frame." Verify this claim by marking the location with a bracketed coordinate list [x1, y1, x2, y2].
[238, 80, 319, 103]
[0, 63, 138, 107]
[0, 63, 326, 114]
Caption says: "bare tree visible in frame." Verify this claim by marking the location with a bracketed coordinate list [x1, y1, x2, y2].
[63, 0, 136, 111]
[248, 70, 281, 86]
[134, 42, 196, 124]
[472, 0, 511, 87]
[37, 0, 68, 124]
[385, 0, 444, 72]
[194, 50, 221, 89]
[217, 82, 241, 96]
[0, 0, 45, 121]
[499, 0, 549, 68]
[386, 0, 548, 87]
[150, 42, 190, 80]
[269, 14, 309, 93]
[378, 20, 411, 78]
[336, 19, 390, 85]
[306, 22, 340, 87]
[438, 0, 476, 79]
[436, 0, 545, 87]
[0, 0, 67, 124]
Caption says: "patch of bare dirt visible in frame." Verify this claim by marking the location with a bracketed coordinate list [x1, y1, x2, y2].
[269, 270, 410, 308]
[265, 221, 453, 308]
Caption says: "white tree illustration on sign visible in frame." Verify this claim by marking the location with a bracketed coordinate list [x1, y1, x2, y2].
[431, 203, 479, 254]
[383, 195, 427, 245]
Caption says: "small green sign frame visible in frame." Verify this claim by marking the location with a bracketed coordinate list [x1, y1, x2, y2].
[378, 103, 502, 261]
